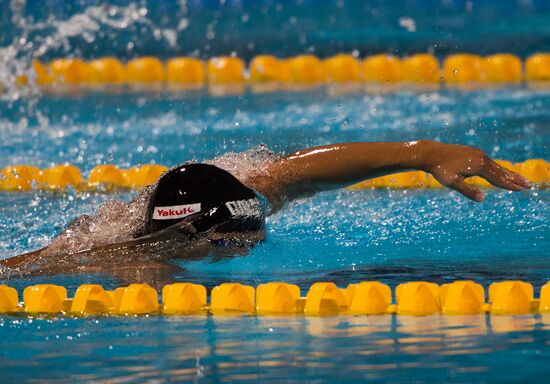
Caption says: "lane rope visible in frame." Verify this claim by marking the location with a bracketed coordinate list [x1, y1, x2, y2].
[11, 53, 550, 89]
[1, 280, 548, 316]
[1, 159, 548, 192]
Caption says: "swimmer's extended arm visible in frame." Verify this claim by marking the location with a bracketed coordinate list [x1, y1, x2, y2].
[258, 141, 530, 207]
[0, 220, 206, 277]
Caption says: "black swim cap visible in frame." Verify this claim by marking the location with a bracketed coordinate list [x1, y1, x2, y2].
[144, 163, 265, 235]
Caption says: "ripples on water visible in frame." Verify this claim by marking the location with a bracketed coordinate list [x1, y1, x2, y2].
[0, 69, 549, 384]
[1, 314, 550, 382]
[1, 87, 549, 167]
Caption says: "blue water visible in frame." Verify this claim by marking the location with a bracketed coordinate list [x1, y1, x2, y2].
[1, 86, 549, 383]
[2, 315, 550, 382]
[1, 0, 550, 382]
[2, 0, 550, 60]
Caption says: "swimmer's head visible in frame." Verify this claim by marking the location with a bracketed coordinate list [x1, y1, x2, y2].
[144, 163, 265, 236]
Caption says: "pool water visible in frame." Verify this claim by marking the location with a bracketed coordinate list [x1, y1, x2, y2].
[1, 0, 550, 382]
[1, 86, 549, 383]
[2, 314, 550, 382]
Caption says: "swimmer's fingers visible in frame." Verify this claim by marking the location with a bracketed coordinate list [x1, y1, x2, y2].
[478, 160, 531, 191]
[433, 171, 484, 202]
[448, 176, 485, 202]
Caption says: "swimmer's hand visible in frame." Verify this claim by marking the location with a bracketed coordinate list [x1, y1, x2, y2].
[418, 141, 531, 201]
[256, 140, 531, 207]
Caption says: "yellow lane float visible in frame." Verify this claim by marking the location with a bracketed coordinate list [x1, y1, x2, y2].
[120, 164, 168, 188]
[363, 54, 402, 83]
[0, 285, 19, 313]
[443, 54, 482, 84]
[22, 52, 550, 88]
[346, 281, 392, 315]
[489, 281, 535, 315]
[210, 283, 255, 314]
[480, 54, 522, 83]
[0, 165, 40, 191]
[207, 56, 246, 84]
[127, 57, 165, 83]
[49, 58, 89, 84]
[15, 74, 29, 87]
[88, 57, 127, 84]
[540, 282, 550, 313]
[396, 281, 441, 316]
[256, 282, 302, 314]
[112, 283, 159, 315]
[323, 54, 362, 83]
[0, 159, 547, 193]
[23, 284, 68, 313]
[287, 55, 326, 84]
[162, 283, 207, 314]
[88, 164, 125, 188]
[495, 159, 515, 170]
[304, 282, 348, 315]
[514, 159, 549, 183]
[441, 280, 486, 315]
[70, 284, 116, 315]
[2, 279, 547, 316]
[402, 54, 440, 83]
[381, 171, 428, 188]
[249, 55, 291, 82]
[166, 57, 206, 85]
[32, 60, 56, 85]
[0, 280, 550, 316]
[525, 53, 550, 81]
[350, 171, 429, 190]
[38, 164, 84, 190]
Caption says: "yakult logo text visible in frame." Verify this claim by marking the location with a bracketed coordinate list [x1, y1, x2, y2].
[153, 203, 201, 220]
[225, 198, 261, 218]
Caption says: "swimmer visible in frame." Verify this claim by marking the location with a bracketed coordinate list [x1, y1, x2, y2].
[0, 140, 530, 278]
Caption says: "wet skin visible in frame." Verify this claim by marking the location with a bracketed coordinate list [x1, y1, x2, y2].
[256, 140, 530, 209]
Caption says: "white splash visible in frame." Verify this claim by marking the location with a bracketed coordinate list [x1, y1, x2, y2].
[206, 144, 282, 185]
[39, 146, 281, 257]
[0, 2, 168, 101]
[44, 186, 153, 256]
